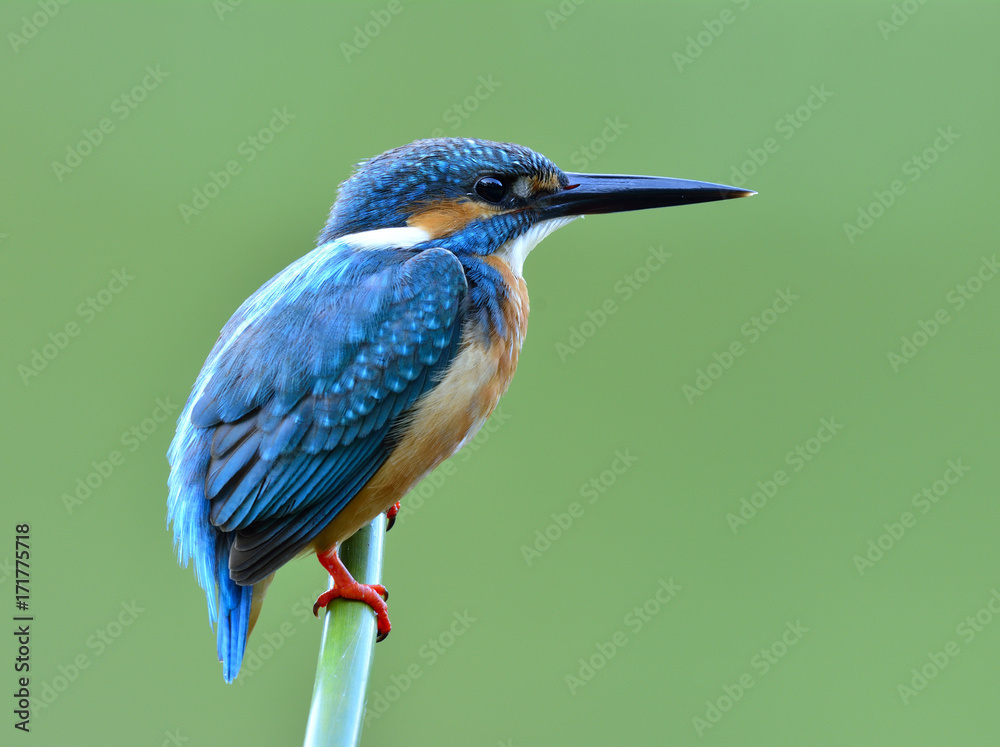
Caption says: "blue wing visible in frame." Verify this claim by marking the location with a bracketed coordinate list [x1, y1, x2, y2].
[167, 241, 467, 679]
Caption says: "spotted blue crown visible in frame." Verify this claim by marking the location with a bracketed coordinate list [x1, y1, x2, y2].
[318, 137, 565, 246]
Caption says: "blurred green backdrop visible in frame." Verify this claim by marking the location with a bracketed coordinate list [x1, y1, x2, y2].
[3, 1, 999, 745]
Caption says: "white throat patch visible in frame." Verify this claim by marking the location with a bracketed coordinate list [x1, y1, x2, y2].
[497, 216, 580, 276]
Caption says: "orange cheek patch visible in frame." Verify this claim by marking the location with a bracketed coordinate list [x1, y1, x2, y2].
[407, 199, 493, 239]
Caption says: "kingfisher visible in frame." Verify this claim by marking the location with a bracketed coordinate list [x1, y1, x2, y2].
[167, 137, 753, 682]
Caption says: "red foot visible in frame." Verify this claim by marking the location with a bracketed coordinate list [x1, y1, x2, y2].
[385, 501, 401, 531]
[312, 547, 392, 641]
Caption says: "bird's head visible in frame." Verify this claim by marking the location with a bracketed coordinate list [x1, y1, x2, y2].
[319, 137, 753, 273]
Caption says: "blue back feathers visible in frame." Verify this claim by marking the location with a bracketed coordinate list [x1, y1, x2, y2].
[168, 243, 467, 681]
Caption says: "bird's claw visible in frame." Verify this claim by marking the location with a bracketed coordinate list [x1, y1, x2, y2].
[312, 582, 392, 641]
[385, 501, 401, 531]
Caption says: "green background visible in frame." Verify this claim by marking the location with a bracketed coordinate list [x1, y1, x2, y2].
[3, 1, 999, 745]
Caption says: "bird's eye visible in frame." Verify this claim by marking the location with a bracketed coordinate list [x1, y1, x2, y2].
[474, 176, 508, 203]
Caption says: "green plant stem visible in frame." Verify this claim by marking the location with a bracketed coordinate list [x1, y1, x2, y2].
[303, 514, 386, 747]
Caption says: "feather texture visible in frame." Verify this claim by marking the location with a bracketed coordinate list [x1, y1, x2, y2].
[167, 234, 467, 681]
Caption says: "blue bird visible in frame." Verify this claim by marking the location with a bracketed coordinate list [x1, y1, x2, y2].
[167, 137, 753, 682]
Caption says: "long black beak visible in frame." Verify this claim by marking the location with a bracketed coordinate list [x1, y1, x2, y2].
[535, 173, 755, 219]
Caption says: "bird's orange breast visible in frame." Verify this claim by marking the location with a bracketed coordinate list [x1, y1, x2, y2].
[313, 256, 529, 551]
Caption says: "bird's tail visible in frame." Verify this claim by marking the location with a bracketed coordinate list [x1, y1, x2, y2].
[216, 535, 253, 683]
[168, 424, 258, 684]
[215, 539, 275, 683]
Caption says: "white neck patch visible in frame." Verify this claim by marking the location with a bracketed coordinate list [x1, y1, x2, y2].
[340, 225, 431, 250]
[497, 216, 580, 276]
